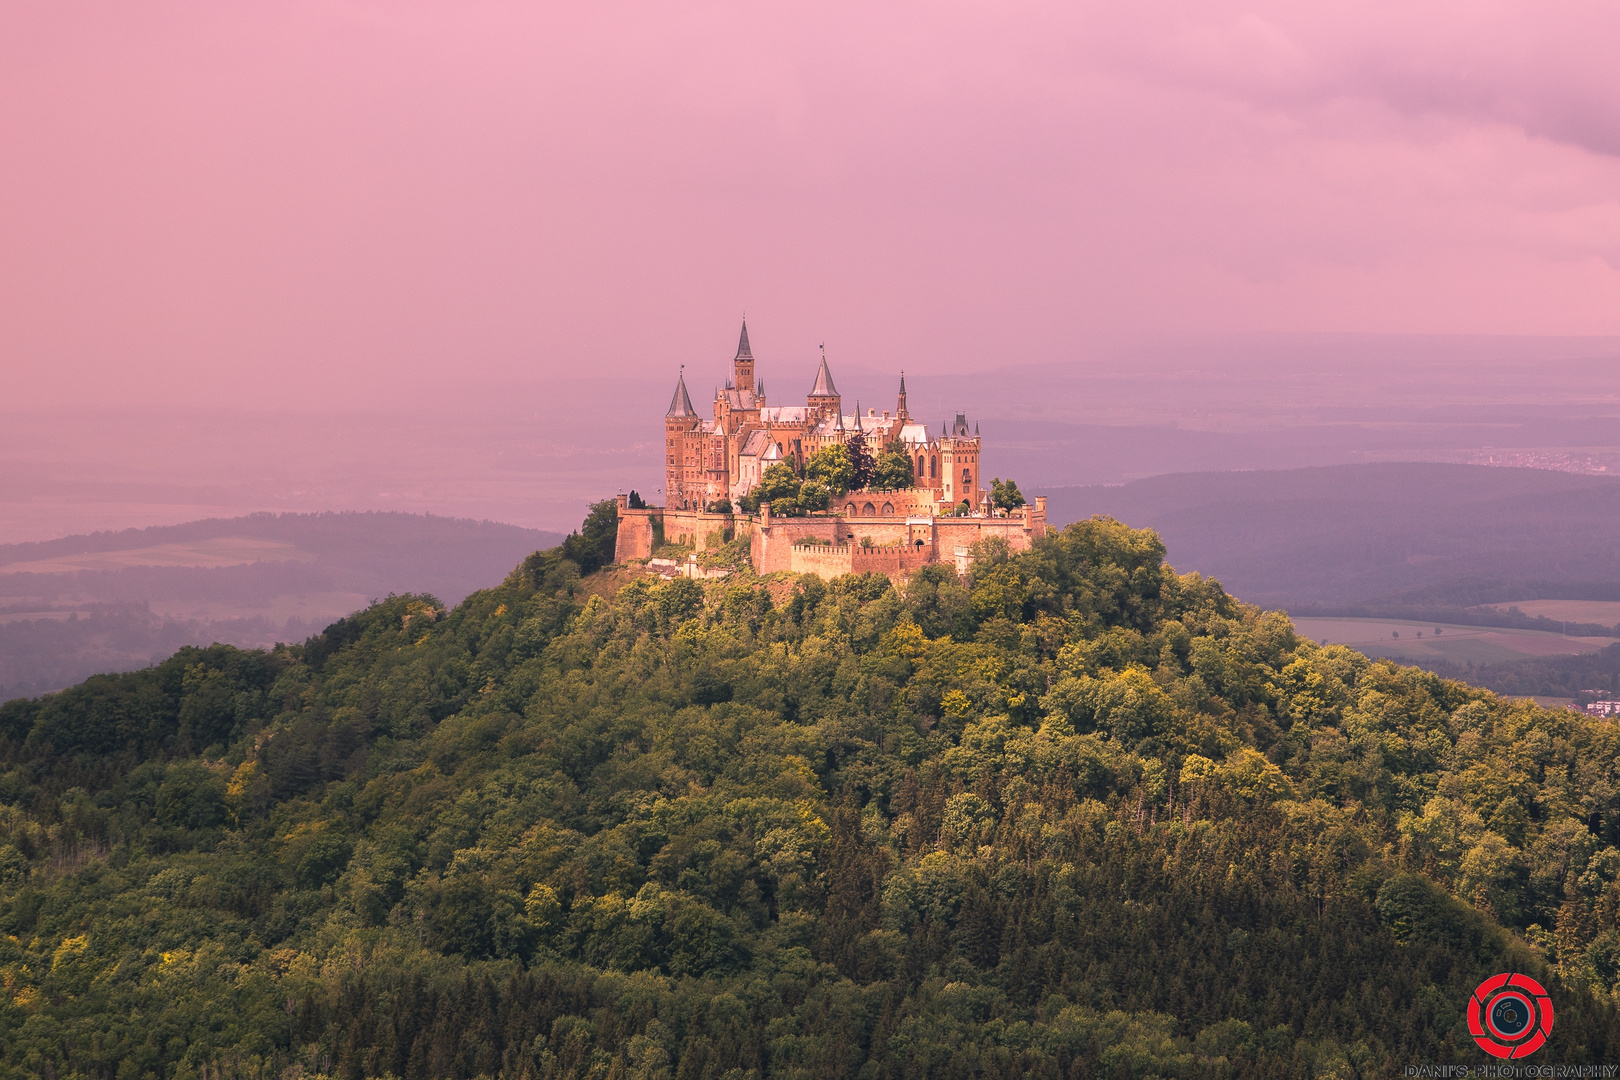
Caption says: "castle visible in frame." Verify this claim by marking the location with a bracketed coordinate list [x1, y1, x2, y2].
[617, 320, 1047, 579]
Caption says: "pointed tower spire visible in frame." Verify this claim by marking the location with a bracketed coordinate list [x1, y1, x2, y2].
[896, 369, 910, 422]
[732, 318, 756, 393]
[809, 346, 838, 397]
[666, 367, 697, 418]
[807, 343, 841, 421]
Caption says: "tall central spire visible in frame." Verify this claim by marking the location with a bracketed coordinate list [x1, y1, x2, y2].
[732, 318, 756, 393]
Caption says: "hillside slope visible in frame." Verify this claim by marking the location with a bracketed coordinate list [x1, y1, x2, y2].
[0, 517, 1615, 1076]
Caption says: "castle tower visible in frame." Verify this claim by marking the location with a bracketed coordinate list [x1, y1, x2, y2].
[808, 346, 841, 422]
[665, 368, 701, 509]
[732, 319, 755, 393]
[896, 371, 910, 422]
[938, 412, 981, 511]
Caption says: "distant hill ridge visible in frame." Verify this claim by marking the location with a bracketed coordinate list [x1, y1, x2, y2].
[0, 512, 564, 699]
[0, 510, 559, 566]
[1045, 462, 1620, 610]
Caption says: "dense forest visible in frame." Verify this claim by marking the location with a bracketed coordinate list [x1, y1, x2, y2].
[0, 503, 1617, 1078]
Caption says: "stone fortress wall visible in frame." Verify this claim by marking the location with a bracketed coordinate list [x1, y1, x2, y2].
[614, 493, 1048, 581]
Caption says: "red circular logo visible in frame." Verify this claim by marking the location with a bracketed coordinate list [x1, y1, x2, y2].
[1468, 973, 1553, 1059]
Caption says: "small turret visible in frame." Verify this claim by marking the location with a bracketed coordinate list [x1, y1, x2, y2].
[808, 345, 841, 421]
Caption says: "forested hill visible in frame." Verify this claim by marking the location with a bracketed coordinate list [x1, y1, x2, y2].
[0, 512, 1617, 1077]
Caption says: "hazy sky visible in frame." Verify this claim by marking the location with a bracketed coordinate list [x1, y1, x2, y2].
[4, 0, 1620, 413]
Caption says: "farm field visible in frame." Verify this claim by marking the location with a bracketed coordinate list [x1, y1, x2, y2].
[1290, 616, 1617, 664]
[0, 536, 312, 574]
[1473, 599, 1620, 626]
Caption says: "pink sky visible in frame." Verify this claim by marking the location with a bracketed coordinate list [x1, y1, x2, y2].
[4, 1, 1620, 413]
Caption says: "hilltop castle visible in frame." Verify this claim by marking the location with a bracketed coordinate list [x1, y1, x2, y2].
[665, 320, 985, 515]
[617, 320, 1046, 579]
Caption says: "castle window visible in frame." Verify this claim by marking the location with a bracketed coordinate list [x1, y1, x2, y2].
[862, 502, 876, 517]
[930, 456, 937, 477]
[845, 503, 856, 515]
[962, 469, 971, 487]
[882, 502, 894, 516]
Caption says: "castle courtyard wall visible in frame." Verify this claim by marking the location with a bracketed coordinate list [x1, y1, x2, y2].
[621, 495, 1048, 582]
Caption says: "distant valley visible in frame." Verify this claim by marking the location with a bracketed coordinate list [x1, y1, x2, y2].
[1046, 462, 1620, 698]
[0, 512, 561, 699]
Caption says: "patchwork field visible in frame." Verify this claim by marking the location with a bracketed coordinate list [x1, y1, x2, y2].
[1290, 616, 1617, 665]
[1473, 599, 1620, 626]
[0, 536, 312, 574]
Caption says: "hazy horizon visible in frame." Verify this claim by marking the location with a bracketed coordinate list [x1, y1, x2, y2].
[6, 329, 1620, 544]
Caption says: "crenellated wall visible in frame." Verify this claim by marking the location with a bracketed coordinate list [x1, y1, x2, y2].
[619, 494, 1049, 581]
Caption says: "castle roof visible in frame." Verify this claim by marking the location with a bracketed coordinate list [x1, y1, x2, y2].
[898, 423, 930, 444]
[666, 370, 697, 418]
[720, 388, 760, 410]
[739, 429, 773, 457]
[735, 319, 753, 361]
[809, 355, 839, 398]
[761, 406, 810, 424]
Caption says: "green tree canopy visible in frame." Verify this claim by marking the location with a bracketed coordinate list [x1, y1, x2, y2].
[755, 460, 801, 510]
[845, 435, 876, 491]
[990, 476, 1026, 509]
[805, 443, 854, 495]
[0, 507, 1612, 1076]
[797, 479, 830, 512]
[559, 497, 618, 574]
[873, 440, 915, 491]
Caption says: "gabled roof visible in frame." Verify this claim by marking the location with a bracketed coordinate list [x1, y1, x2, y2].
[735, 320, 753, 361]
[666, 370, 698, 418]
[809, 354, 839, 397]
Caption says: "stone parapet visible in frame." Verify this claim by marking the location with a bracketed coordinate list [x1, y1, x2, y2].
[618, 493, 1050, 581]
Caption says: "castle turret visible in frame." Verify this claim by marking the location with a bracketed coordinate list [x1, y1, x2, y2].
[896, 372, 910, 422]
[808, 346, 841, 422]
[665, 368, 701, 508]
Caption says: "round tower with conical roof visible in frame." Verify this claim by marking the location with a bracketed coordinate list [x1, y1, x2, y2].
[665, 367, 702, 509]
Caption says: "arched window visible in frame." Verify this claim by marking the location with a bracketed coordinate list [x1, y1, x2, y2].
[962, 468, 971, 487]
[862, 502, 876, 517]
[845, 503, 857, 516]
[929, 456, 937, 477]
[916, 455, 924, 476]
[882, 502, 894, 516]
